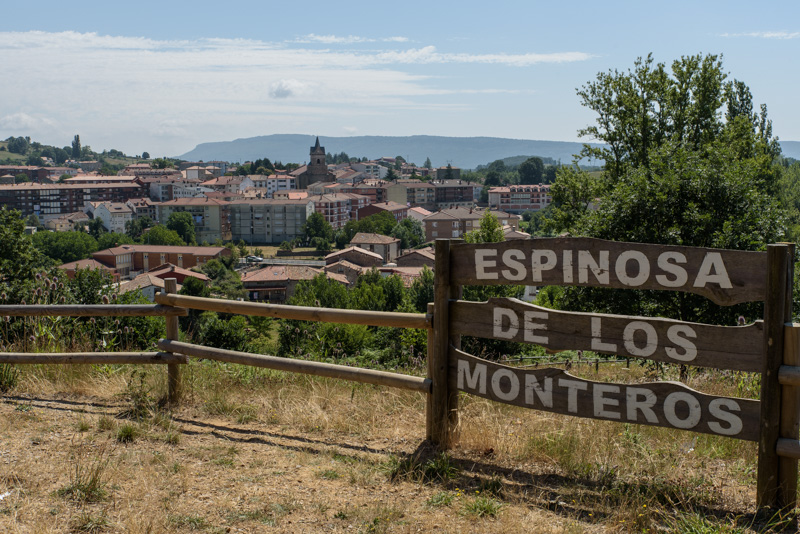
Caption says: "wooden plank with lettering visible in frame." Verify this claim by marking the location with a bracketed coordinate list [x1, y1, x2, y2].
[450, 298, 764, 372]
[449, 237, 767, 306]
[449, 348, 761, 442]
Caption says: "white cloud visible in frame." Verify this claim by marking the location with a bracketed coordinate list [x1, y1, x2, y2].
[154, 119, 192, 138]
[375, 46, 594, 66]
[294, 33, 409, 44]
[342, 126, 359, 134]
[0, 112, 56, 130]
[721, 31, 800, 39]
[269, 79, 312, 99]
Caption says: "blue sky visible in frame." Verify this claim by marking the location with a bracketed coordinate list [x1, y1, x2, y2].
[1, 1, 797, 158]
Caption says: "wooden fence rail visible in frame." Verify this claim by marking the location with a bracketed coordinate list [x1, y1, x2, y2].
[0, 304, 187, 317]
[154, 292, 430, 330]
[0, 352, 187, 365]
[158, 339, 431, 393]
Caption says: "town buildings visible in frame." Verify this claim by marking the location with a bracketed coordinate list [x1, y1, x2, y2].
[228, 199, 314, 244]
[90, 245, 231, 278]
[156, 197, 232, 243]
[487, 184, 552, 213]
[422, 207, 519, 242]
[0, 182, 143, 219]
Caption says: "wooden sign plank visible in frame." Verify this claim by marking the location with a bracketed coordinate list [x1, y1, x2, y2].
[449, 237, 767, 306]
[449, 348, 761, 441]
[450, 298, 764, 372]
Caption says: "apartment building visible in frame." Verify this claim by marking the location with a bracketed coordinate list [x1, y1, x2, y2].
[87, 201, 135, 233]
[91, 245, 231, 277]
[351, 162, 389, 179]
[228, 199, 314, 245]
[432, 180, 479, 209]
[139, 176, 209, 202]
[156, 197, 232, 243]
[350, 232, 401, 263]
[0, 182, 143, 219]
[385, 179, 436, 210]
[125, 197, 157, 221]
[423, 207, 519, 242]
[312, 193, 370, 230]
[356, 201, 408, 223]
[201, 175, 254, 194]
[247, 174, 296, 198]
[487, 184, 552, 213]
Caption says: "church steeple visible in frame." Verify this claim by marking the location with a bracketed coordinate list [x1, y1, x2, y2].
[298, 136, 333, 189]
[310, 136, 325, 156]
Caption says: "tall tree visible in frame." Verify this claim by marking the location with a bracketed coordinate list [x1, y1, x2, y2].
[166, 212, 197, 245]
[141, 225, 185, 246]
[0, 207, 42, 303]
[518, 157, 544, 184]
[71, 135, 81, 159]
[32, 231, 98, 264]
[301, 212, 334, 244]
[552, 53, 785, 325]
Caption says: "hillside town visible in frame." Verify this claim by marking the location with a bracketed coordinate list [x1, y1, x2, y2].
[0, 137, 552, 302]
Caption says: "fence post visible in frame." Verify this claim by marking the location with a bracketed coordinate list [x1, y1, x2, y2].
[428, 239, 460, 448]
[778, 244, 798, 514]
[757, 244, 793, 509]
[781, 322, 800, 515]
[164, 278, 181, 404]
[426, 302, 436, 442]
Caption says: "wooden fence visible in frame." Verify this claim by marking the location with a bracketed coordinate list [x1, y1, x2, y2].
[1, 237, 800, 512]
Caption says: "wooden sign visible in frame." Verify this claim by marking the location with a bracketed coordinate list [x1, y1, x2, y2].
[449, 237, 767, 305]
[450, 298, 764, 372]
[449, 348, 760, 441]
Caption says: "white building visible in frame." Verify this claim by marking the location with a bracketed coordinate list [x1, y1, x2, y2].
[86, 201, 134, 233]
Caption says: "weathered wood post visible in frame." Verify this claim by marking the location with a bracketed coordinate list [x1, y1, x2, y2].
[757, 244, 793, 509]
[164, 278, 181, 404]
[778, 243, 798, 513]
[427, 239, 461, 448]
[780, 321, 800, 514]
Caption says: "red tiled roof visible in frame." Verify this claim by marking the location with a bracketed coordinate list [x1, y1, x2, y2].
[146, 263, 210, 281]
[94, 245, 228, 256]
[241, 265, 321, 283]
[350, 232, 400, 245]
[324, 246, 383, 262]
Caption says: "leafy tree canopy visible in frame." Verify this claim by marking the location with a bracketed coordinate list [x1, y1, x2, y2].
[302, 212, 334, 244]
[32, 231, 98, 265]
[141, 225, 185, 246]
[549, 52, 785, 324]
[166, 212, 197, 245]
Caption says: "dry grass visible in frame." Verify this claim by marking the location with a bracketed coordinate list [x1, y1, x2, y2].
[0, 361, 792, 533]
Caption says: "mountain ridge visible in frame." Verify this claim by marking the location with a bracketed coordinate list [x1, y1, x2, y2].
[178, 134, 800, 170]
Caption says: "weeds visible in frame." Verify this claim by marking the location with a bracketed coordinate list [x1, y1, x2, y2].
[115, 423, 137, 443]
[117, 369, 155, 420]
[69, 510, 111, 533]
[317, 469, 341, 480]
[0, 364, 18, 392]
[57, 444, 111, 503]
[426, 491, 454, 507]
[387, 452, 459, 483]
[462, 495, 503, 518]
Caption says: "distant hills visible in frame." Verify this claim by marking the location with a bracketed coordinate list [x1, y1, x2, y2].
[178, 134, 800, 170]
[178, 135, 603, 170]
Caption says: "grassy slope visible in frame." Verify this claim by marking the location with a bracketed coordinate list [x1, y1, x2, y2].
[0, 359, 781, 533]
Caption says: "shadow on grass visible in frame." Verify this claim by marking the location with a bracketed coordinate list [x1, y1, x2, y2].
[5, 394, 796, 532]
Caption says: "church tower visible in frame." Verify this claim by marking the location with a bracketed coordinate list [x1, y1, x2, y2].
[297, 136, 333, 189]
[306, 137, 329, 180]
